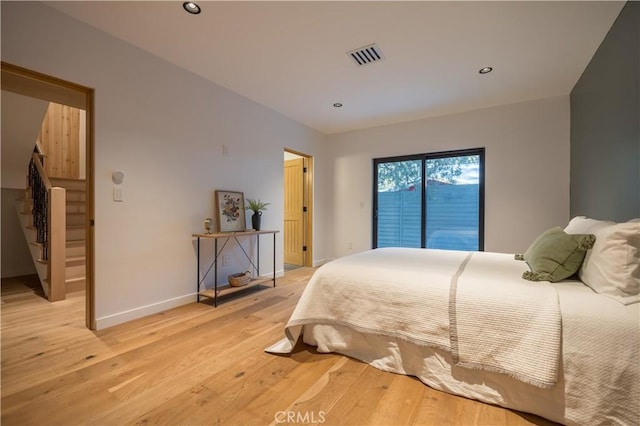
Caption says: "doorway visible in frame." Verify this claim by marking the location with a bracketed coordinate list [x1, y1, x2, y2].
[284, 149, 313, 269]
[1, 62, 95, 329]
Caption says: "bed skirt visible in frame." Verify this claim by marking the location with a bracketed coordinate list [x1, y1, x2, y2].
[302, 323, 567, 425]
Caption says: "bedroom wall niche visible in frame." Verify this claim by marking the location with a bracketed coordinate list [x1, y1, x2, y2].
[570, 1, 639, 222]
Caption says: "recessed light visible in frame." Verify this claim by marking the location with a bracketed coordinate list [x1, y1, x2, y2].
[183, 2, 201, 15]
[479, 67, 493, 74]
[333, 103, 343, 108]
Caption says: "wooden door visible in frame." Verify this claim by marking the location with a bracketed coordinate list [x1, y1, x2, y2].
[284, 158, 304, 265]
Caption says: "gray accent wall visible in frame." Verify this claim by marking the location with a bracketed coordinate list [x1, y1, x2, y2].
[570, 1, 639, 222]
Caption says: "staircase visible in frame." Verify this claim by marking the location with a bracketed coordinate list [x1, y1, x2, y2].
[17, 176, 86, 298]
[12, 100, 87, 301]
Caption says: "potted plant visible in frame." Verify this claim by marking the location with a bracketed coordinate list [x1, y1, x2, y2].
[245, 198, 270, 231]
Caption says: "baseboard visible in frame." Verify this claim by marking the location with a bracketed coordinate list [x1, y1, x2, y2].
[313, 258, 332, 267]
[95, 293, 195, 330]
[95, 271, 286, 330]
[258, 270, 285, 280]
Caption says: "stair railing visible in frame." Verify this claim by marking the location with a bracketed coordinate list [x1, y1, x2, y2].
[28, 150, 66, 301]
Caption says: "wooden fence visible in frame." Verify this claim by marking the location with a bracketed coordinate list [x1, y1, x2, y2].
[377, 183, 479, 250]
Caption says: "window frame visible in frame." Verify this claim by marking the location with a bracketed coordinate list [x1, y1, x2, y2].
[372, 147, 485, 251]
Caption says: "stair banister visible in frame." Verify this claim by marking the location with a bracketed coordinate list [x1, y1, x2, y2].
[30, 152, 66, 302]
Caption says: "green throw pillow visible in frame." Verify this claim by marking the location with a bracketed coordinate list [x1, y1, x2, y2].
[515, 227, 595, 282]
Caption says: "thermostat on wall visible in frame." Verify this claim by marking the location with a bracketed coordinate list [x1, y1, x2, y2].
[112, 170, 125, 185]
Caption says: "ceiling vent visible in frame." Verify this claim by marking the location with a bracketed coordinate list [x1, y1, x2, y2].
[347, 43, 384, 66]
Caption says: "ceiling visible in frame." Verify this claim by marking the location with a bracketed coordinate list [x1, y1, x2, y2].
[47, 1, 624, 135]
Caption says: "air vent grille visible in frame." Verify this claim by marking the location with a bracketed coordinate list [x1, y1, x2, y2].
[347, 43, 384, 66]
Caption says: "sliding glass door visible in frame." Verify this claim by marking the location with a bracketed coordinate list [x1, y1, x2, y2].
[373, 148, 484, 251]
[375, 157, 423, 248]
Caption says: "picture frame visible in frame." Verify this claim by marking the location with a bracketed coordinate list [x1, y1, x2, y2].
[215, 190, 246, 232]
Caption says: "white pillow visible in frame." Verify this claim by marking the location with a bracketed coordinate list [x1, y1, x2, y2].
[564, 216, 614, 234]
[565, 216, 640, 305]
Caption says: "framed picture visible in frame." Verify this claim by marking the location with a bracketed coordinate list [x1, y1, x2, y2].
[215, 190, 246, 232]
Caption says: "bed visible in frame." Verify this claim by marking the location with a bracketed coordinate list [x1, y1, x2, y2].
[267, 217, 640, 425]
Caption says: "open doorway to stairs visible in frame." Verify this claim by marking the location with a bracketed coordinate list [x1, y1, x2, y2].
[1, 62, 95, 330]
[284, 149, 313, 270]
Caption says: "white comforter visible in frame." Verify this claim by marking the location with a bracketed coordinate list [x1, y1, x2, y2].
[268, 247, 640, 425]
[268, 248, 561, 388]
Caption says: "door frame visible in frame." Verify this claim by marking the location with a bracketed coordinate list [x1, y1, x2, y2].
[284, 148, 313, 267]
[2, 61, 96, 330]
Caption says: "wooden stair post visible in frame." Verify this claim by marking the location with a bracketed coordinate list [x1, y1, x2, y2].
[51, 177, 86, 294]
[47, 186, 66, 301]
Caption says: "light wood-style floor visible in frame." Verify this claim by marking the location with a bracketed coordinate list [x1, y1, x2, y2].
[1, 269, 556, 426]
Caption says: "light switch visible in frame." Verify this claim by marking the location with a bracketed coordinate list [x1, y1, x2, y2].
[113, 187, 123, 202]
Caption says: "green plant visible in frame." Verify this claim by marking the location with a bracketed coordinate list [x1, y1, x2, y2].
[245, 198, 270, 213]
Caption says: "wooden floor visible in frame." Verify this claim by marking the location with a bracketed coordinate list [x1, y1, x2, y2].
[1, 269, 556, 426]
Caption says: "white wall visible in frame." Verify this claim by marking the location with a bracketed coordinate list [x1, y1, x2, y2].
[1, 91, 49, 189]
[1, 2, 328, 328]
[1, 188, 37, 278]
[327, 96, 571, 257]
[1, 92, 49, 279]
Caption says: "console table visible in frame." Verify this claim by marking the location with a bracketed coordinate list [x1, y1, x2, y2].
[193, 230, 279, 307]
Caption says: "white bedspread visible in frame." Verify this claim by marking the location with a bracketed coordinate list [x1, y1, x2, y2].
[268, 248, 561, 388]
[554, 280, 640, 424]
[452, 251, 561, 387]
